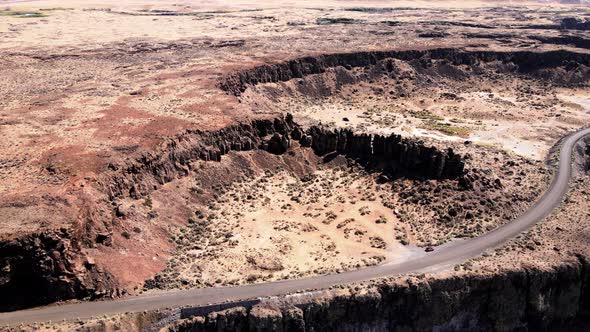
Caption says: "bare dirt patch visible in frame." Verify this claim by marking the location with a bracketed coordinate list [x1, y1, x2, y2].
[146, 167, 404, 289]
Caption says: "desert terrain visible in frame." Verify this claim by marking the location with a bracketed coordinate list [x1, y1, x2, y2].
[0, 0, 589, 330]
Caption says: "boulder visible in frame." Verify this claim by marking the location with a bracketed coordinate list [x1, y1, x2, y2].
[267, 133, 290, 154]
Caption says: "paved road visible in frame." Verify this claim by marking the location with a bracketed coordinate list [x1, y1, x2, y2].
[2, 128, 590, 326]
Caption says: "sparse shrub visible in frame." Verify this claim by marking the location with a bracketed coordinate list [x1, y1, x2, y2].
[375, 215, 388, 224]
[143, 197, 153, 208]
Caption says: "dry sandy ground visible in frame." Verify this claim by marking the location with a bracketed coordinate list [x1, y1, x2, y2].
[148, 167, 406, 289]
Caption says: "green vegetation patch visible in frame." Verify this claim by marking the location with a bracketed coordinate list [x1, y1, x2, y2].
[39, 7, 73, 12]
[344, 7, 394, 13]
[424, 121, 471, 138]
[125, 8, 264, 16]
[410, 110, 444, 121]
[0, 9, 47, 18]
[449, 117, 466, 124]
[316, 17, 363, 25]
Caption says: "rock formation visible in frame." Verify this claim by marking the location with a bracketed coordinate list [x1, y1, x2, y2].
[307, 126, 464, 178]
[574, 136, 590, 175]
[102, 116, 465, 200]
[0, 229, 117, 311]
[162, 257, 590, 332]
[219, 49, 590, 96]
[561, 17, 590, 31]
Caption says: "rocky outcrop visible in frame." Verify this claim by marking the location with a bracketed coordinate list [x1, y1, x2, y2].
[574, 136, 590, 176]
[219, 49, 590, 96]
[102, 117, 298, 199]
[307, 126, 464, 178]
[267, 133, 291, 155]
[102, 116, 465, 199]
[0, 229, 116, 311]
[529, 35, 590, 50]
[561, 17, 590, 31]
[162, 257, 590, 332]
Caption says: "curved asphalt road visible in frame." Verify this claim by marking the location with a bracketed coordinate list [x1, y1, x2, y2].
[2, 128, 590, 326]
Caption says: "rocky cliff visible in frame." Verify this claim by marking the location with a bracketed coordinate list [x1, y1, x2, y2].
[162, 256, 590, 332]
[529, 35, 590, 50]
[102, 117, 295, 199]
[561, 17, 590, 31]
[102, 115, 465, 200]
[219, 49, 590, 96]
[0, 229, 117, 311]
[307, 126, 464, 179]
[574, 136, 590, 176]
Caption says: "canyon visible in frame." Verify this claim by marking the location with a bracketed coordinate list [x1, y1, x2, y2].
[0, 1, 590, 331]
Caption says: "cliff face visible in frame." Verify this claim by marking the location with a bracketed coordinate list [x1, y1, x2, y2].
[102, 115, 465, 200]
[574, 136, 590, 176]
[163, 257, 590, 332]
[529, 35, 590, 50]
[0, 229, 117, 311]
[101, 117, 295, 199]
[219, 49, 590, 96]
[307, 126, 464, 179]
[561, 18, 590, 31]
